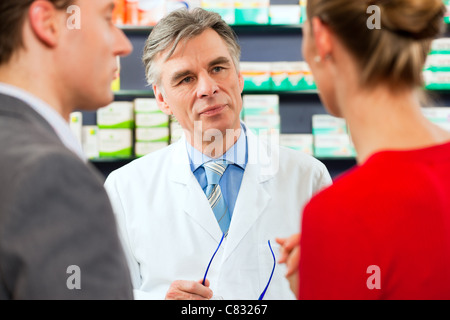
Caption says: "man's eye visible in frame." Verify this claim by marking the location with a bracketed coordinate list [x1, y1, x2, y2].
[180, 77, 193, 84]
[213, 66, 224, 73]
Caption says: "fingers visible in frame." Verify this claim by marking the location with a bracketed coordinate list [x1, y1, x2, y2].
[276, 233, 301, 264]
[198, 278, 210, 287]
[165, 280, 213, 300]
[285, 245, 300, 277]
[287, 272, 299, 298]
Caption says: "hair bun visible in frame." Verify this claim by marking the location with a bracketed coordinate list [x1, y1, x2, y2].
[372, 0, 446, 40]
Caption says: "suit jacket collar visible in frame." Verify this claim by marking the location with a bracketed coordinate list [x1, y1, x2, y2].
[0, 93, 58, 138]
[0, 89, 85, 161]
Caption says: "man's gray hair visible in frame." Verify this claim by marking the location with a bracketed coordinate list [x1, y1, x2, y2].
[142, 7, 241, 86]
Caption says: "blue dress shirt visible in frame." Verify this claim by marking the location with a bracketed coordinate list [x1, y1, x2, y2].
[186, 123, 248, 217]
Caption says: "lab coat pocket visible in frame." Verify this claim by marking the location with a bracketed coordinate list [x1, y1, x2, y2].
[258, 241, 280, 299]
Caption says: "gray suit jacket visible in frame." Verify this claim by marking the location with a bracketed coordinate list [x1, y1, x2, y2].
[0, 94, 133, 299]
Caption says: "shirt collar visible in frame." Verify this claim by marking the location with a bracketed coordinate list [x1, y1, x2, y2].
[0, 83, 86, 162]
[187, 122, 248, 172]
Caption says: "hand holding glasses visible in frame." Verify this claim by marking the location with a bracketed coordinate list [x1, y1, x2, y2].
[202, 233, 276, 300]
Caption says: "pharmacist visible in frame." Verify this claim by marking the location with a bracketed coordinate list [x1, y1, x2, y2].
[104, 8, 331, 300]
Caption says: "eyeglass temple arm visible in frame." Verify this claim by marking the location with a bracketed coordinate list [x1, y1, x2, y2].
[202, 233, 225, 286]
[258, 240, 276, 300]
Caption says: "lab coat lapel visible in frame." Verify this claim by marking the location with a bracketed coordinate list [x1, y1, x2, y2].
[169, 136, 223, 243]
[222, 128, 277, 262]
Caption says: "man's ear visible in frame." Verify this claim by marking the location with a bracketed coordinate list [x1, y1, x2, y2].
[28, 0, 61, 47]
[238, 71, 244, 93]
[153, 84, 173, 115]
[311, 16, 333, 61]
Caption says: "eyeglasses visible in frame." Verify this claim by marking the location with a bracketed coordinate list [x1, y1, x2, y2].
[202, 233, 276, 300]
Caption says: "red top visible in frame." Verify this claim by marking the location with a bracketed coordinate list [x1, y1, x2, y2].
[299, 142, 450, 299]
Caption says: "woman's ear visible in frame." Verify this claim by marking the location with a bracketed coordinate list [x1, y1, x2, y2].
[153, 84, 173, 115]
[311, 17, 333, 62]
[28, 0, 61, 47]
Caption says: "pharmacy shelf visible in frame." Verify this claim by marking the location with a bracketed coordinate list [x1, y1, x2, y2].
[89, 157, 136, 163]
[119, 24, 303, 34]
[114, 89, 319, 98]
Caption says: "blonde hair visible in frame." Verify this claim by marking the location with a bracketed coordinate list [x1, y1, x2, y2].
[307, 0, 446, 89]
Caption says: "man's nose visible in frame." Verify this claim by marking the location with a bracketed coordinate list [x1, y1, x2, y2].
[196, 72, 219, 98]
[114, 27, 133, 57]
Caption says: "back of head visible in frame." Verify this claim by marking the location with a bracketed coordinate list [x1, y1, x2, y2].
[0, 0, 73, 66]
[142, 7, 241, 86]
[307, 0, 446, 89]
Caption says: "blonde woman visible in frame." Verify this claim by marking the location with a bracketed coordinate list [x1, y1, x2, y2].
[279, 0, 450, 299]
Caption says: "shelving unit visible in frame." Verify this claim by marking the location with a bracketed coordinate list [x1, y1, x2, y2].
[88, 18, 450, 179]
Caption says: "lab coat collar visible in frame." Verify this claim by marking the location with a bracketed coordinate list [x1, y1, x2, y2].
[169, 122, 277, 184]
[168, 122, 278, 247]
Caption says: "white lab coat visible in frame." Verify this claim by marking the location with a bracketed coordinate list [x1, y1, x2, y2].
[104, 124, 332, 300]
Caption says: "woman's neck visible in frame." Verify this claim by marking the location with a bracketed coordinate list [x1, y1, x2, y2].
[340, 85, 450, 164]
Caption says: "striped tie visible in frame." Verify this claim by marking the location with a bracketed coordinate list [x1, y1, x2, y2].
[203, 160, 230, 236]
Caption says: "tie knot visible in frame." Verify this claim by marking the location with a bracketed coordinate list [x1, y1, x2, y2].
[203, 160, 228, 185]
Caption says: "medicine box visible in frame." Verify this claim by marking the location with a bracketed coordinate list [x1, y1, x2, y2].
[234, 0, 269, 25]
[312, 114, 347, 135]
[270, 62, 290, 91]
[170, 117, 184, 144]
[269, 5, 300, 25]
[135, 127, 170, 142]
[242, 94, 279, 117]
[135, 111, 169, 128]
[202, 0, 235, 25]
[82, 125, 99, 159]
[244, 114, 280, 137]
[423, 70, 450, 90]
[69, 112, 83, 145]
[135, 141, 168, 157]
[97, 101, 134, 129]
[240, 62, 272, 91]
[98, 129, 133, 158]
[279, 134, 313, 155]
[314, 134, 356, 158]
[421, 107, 450, 131]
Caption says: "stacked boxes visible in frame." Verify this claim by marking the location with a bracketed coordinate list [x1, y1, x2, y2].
[124, 0, 167, 26]
[114, 0, 305, 26]
[240, 62, 272, 91]
[269, 5, 301, 25]
[97, 101, 134, 158]
[424, 38, 450, 90]
[69, 112, 83, 145]
[241, 61, 316, 92]
[444, 0, 450, 24]
[279, 134, 313, 155]
[82, 126, 100, 159]
[422, 107, 450, 131]
[312, 114, 356, 158]
[134, 98, 170, 157]
[234, 0, 269, 25]
[299, 0, 307, 24]
[170, 116, 184, 144]
[202, 0, 235, 24]
[72, 99, 172, 160]
[241, 94, 280, 141]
